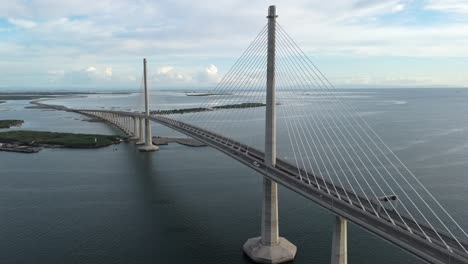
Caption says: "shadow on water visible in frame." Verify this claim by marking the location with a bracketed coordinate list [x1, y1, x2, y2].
[123, 143, 259, 264]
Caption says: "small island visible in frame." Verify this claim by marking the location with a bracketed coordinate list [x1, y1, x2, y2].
[151, 102, 266, 115]
[0, 119, 24, 129]
[185, 92, 231, 97]
[0, 130, 125, 153]
[0, 95, 57, 101]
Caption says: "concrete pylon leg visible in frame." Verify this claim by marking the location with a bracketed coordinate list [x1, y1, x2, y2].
[138, 117, 158, 152]
[126, 117, 131, 135]
[131, 117, 139, 140]
[135, 117, 145, 145]
[331, 216, 347, 264]
[243, 5, 296, 264]
[243, 178, 296, 264]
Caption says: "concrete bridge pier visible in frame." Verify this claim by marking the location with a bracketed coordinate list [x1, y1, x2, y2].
[123, 116, 128, 134]
[122, 116, 127, 134]
[112, 114, 118, 129]
[243, 6, 296, 264]
[138, 58, 158, 152]
[129, 117, 134, 136]
[139, 117, 158, 152]
[136, 117, 145, 145]
[131, 116, 140, 140]
[123, 117, 128, 134]
[331, 216, 347, 264]
[129, 117, 135, 136]
[121, 116, 126, 133]
[119, 116, 123, 132]
[125, 116, 132, 136]
[243, 178, 297, 264]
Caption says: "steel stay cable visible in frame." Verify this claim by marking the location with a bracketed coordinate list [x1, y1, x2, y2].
[277, 42, 365, 205]
[213, 55, 268, 150]
[277, 27, 422, 230]
[277, 32, 394, 217]
[276, 25, 452, 245]
[275, 60, 316, 186]
[276, 53, 327, 188]
[277, 41, 370, 205]
[198, 32, 268, 134]
[182, 25, 268, 129]
[202, 39, 268, 143]
[160, 25, 267, 128]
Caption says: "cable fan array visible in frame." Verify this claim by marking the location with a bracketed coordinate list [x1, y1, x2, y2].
[151, 22, 468, 254]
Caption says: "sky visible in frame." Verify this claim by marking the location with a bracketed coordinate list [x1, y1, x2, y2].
[0, 0, 467, 91]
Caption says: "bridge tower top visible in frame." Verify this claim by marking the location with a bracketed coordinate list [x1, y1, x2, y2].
[143, 58, 150, 117]
[265, 5, 277, 168]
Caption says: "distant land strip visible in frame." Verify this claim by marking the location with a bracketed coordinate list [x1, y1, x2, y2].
[0, 120, 24, 129]
[151, 102, 266, 115]
[185, 92, 232, 97]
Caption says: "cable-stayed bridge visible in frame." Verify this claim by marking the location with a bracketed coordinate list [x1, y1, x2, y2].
[43, 6, 468, 264]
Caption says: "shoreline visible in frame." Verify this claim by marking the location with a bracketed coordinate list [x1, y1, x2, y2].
[0, 130, 125, 153]
[0, 119, 24, 129]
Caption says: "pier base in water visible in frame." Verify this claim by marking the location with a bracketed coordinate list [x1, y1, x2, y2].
[243, 237, 296, 264]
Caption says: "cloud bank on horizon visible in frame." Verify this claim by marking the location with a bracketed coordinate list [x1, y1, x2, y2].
[0, 0, 467, 90]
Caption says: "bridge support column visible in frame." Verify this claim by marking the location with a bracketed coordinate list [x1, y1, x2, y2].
[126, 117, 132, 135]
[331, 216, 347, 264]
[243, 5, 296, 264]
[138, 58, 158, 152]
[139, 117, 158, 152]
[243, 178, 297, 264]
[131, 117, 139, 140]
[136, 117, 145, 145]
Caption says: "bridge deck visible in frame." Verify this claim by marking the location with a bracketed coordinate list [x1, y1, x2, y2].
[75, 109, 468, 264]
[151, 115, 468, 264]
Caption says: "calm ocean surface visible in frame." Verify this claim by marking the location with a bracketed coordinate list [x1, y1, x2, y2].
[1, 88, 467, 264]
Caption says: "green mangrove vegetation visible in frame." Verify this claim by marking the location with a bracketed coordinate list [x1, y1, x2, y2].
[213, 102, 266, 109]
[0, 130, 123, 148]
[151, 102, 266, 115]
[0, 120, 24, 129]
[185, 93, 231, 97]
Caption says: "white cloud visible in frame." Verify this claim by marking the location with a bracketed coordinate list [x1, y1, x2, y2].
[154, 66, 192, 85]
[392, 4, 405, 13]
[157, 66, 175, 75]
[152, 64, 222, 86]
[46, 66, 116, 85]
[206, 64, 218, 75]
[199, 64, 221, 83]
[1, 0, 468, 89]
[7, 18, 37, 29]
[86, 66, 97, 72]
[425, 0, 468, 14]
[47, 69, 65, 75]
[104, 67, 112, 77]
